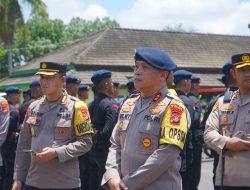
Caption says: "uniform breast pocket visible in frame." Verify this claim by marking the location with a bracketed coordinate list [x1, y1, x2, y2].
[137, 124, 160, 155]
[54, 119, 73, 140]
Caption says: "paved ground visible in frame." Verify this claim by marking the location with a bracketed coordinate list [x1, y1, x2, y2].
[199, 159, 214, 190]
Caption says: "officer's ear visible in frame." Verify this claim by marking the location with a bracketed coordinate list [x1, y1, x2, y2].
[230, 67, 236, 80]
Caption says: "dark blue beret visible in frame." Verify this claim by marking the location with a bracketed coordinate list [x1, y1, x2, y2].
[78, 84, 89, 91]
[23, 88, 31, 95]
[231, 52, 250, 69]
[191, 76, 200, 83]
[126, 78, 134, 87]
[173, 70, 192, 84]
[134, 47, 176, 71]
[5, 86, 22, 95]
[66, 75, 81, 84]
[113, 81, 120, 88]
[30, 79, 40, 88]
[221, 61, 233, 75]
[36, 62, 67, 75]
[91, 69, 112, 85]
[221, 74, 228, 85]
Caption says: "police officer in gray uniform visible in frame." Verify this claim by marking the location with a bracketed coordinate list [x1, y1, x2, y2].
[0, 96, 9, 189]
[205, 52, 250, 190]
[12, 62, 93, 190]
[102, 47, 190, 190]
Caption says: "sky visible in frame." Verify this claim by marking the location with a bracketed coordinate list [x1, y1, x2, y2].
[23, 0, 250, 36]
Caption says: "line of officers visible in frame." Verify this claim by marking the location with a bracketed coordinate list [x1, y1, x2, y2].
[0, 48, 249, 190]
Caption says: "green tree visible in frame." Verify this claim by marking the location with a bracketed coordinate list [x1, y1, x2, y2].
[64, 17, 120, 42]
[0, 0, 47, 74]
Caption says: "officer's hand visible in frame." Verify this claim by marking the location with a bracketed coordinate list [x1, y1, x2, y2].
[12, 180, 22, 190]
[225, 137, 250, 151]
[107, 178, 128, 190]
[35, 147, 57, 161]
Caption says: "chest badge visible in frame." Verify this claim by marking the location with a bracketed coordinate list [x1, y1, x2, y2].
[142, 137, 152, 148]
[58, 128, 67, 138]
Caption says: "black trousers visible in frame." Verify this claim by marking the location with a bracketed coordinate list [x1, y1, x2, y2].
[23, 185, 81, 190]
[79, 153, 90, 190]
[88, 146, 109, 190]
[192, 143, 202, 190]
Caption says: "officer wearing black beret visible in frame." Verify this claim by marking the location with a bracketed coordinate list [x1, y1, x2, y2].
[2, 86, 21, 190]
[174, 69, 196, 190]
[103, 47, 190, 190]
[88, 69, 118, 190]
[19, 80, 43, 125]
[66, 75, 81, 97]
[188, 76, 203, 190]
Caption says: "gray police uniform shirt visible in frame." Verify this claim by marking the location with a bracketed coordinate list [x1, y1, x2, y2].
[14, 91, 93, 189]
[102, 87, 190, 190]
[205, 90, 250, 187]
[0, 96, 9, 166]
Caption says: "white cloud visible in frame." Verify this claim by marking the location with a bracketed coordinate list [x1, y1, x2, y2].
[117, 0, 250, 35]
[43, 0, 109, 23]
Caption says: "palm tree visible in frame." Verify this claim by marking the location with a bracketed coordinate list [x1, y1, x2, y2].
[0, 0, 47, 74]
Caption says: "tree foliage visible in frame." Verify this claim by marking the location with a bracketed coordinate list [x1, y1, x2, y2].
[0, 15, 120, 77]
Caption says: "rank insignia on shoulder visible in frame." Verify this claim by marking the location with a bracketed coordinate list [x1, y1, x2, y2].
[149, 108, 161, 115]
[142, 137, 152, 148]
[152, 92, 162, 102]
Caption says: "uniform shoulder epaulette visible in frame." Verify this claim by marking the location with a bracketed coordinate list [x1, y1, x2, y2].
[166, 92, 183, 103]
[70, 96, 78, 102]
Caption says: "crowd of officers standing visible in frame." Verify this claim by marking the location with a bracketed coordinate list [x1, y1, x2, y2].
[0, 47, 249, 190]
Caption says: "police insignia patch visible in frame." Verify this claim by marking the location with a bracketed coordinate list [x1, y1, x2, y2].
[80, 107, 90, 121]
[142, 137, 152, 148]
[223, 115, 229, 124]
[58, 128, 67, 137]
[170, 104, 183, 125]
[0, 100, 9, 113]
[127, 101, 135, 106]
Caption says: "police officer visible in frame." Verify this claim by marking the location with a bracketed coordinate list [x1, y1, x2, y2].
[0, 96, 9, 189]
[22, 89, 31, 104]
[188, 76, 203, 190]
[2, 86, 21, 190]
[66, 74, 81, 97]
[78, 84, 90, 102]
[12, 62, 93, 190]
[19, 80, 43, 125]
[88, 69, 118, 190]
[204, 52, 250, 190]
[77, 83, 91, 190]
[102, 47, 190, 190]
[201, 61, 238, 190]
[173, 70, 195, 190]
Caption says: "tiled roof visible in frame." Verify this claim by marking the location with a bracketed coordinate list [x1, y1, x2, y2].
[1, 28, 250, 88]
